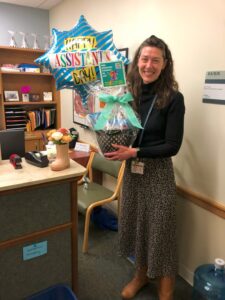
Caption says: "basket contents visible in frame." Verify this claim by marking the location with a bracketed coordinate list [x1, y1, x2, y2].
[88, 92, 142, 153]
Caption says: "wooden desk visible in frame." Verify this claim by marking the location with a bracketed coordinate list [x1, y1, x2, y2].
[69, 150, 90, 167]
[0, 159, 86, 299]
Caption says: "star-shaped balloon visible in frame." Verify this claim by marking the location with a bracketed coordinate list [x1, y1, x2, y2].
[35, 15, 129, 105]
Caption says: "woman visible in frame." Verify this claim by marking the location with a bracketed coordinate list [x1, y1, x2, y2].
[104, 35, 185, 300]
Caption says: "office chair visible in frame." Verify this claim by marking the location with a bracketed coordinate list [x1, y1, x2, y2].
[77, 152, 125, 253]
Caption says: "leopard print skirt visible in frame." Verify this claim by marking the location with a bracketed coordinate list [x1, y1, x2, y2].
[118, 157, 178, 279]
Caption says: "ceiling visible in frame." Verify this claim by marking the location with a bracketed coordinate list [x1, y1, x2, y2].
[0, 0, 63, 10]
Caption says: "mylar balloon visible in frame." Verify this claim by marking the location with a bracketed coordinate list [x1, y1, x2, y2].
[35, 15, 129, 106]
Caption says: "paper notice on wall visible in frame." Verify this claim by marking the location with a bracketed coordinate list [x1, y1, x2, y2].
[99, 61, 126, 88]
[203, 71, 225, 104]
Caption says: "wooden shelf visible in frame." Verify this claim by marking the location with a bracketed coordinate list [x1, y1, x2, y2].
[0, 46, 61, 151]
[0, 71, 52, 76]
[0, 46, 45, 54]
[4, 101, 57, 106]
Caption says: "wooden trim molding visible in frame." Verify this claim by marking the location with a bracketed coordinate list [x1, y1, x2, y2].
[176, 185, 225, 219]
[0, 223, 71, 250]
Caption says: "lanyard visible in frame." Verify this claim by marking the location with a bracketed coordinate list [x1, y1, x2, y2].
[138, 94, 158, 146]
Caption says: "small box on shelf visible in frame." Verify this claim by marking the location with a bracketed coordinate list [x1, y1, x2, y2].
[29, 93, 40, 102]
[22, 93, 29, 102]
[43, 92, 53, 101]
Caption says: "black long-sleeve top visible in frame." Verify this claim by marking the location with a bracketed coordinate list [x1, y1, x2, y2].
[133, 83, 185, 158]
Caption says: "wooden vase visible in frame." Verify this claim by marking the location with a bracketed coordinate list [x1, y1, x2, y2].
[50, 143, 70, 171]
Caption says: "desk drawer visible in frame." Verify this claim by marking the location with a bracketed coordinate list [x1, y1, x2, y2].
[0, 229, 72, 300]
[0, 182, 71, 242]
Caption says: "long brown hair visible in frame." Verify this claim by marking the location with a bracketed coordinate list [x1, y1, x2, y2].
[127, 35, 179, 109]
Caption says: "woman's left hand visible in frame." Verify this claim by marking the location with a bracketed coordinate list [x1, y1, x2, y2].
[104, 144, 137, 161]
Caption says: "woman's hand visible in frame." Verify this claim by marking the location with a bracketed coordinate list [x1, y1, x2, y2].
[104, 144, 137, 161]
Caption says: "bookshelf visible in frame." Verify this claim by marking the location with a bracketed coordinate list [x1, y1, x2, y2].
[0, 46, 61, 151]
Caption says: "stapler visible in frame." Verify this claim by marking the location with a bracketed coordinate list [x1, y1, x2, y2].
[25, 151, 49, 168]
[10, 154, 22, 169]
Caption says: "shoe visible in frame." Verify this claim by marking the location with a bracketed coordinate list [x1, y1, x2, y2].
[121, 275, 149, 299]
[158, 276, 175, 300]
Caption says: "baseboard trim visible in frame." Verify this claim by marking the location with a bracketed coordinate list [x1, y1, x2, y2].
[178, 263, 194, 286]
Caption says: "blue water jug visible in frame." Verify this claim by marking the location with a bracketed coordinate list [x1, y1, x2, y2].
[192, 258, 225, 299]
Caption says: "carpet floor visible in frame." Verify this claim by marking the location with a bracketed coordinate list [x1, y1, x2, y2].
[77, 214, 193, 300]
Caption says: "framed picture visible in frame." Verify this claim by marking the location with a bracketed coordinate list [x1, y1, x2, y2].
[4, 90, 19, 102]
[43, 92, 53, 101]
[118, 48, 129, 74]
[29, 93, 40, 102]
[22, 93, 29, 102]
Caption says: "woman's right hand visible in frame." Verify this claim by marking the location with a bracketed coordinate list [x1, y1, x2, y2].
[104, 144, 138, 161]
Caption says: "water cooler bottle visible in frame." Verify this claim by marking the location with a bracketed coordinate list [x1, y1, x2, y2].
[192, 258, 225, 299]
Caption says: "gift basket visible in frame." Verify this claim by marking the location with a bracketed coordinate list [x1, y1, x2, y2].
[88, 90, 142, 154]
[96, 129, 138, 153]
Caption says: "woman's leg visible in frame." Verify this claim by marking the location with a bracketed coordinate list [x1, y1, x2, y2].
[121, 267, 149, 299]
[158, 276, 175, 300]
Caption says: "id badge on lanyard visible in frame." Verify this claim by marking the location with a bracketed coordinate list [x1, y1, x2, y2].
[131, 159, 144, 174]
[130, 94, 157, 175]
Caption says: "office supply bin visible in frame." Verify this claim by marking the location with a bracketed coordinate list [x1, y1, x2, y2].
[27, 284, 78, 300]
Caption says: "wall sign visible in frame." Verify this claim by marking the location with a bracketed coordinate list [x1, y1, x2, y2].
[99, 61, 126, 88]
[23, 241, 48, 261]
[203, 71, 225, 104]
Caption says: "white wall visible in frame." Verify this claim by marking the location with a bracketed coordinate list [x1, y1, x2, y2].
[177, 196, 225, 284]
[50, 0, 225, 204]
[49, 0, 225, 284]
[0, 3, 49, 49]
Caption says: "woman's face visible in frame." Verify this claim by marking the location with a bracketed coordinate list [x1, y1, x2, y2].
[137, 46, 166, 84]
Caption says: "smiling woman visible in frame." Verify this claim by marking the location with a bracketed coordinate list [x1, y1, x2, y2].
[104, 35, 185, 300]
[137, 46, 166, 84]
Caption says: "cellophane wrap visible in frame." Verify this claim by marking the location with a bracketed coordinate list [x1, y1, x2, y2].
[87, 91, 142, 153]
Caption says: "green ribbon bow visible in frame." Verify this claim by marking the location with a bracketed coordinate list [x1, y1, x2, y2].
[94, 92, 143, 131]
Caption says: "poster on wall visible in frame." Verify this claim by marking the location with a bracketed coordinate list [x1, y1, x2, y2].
[73, 90, 94, 127]
[203, 71, 225, 104]
[73, 90, 106, 127]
